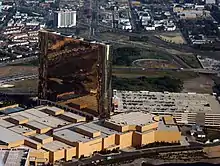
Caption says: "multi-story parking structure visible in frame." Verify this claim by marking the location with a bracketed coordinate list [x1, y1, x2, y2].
[113, 90, 220, 127]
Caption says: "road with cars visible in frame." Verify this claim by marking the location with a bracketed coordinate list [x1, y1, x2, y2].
[0, 56, 38, 67]
[64, 144, 203, 166]
[0, 74, 38, 84]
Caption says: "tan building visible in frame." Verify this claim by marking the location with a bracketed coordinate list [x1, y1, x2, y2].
[0, 105, 181, 165]
[104, 112, 181, 147]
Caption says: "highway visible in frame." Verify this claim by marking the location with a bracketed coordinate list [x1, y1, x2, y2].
[0, 74, 38, 84]
[0, 66, 217, 85]
[0, 56, 38, 67]
[113, 66, 219, 75]
[64, 145, 203, 166]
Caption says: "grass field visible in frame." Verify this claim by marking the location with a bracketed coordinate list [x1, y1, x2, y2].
[176, 53, 201, 68]
[183, 75, 214, 94]
[113, 70, 198, 80]
[113, 69, 214, 93]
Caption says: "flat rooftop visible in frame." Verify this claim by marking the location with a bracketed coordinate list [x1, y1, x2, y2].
[106, 112, 155, 126]
[83, 121, 120, 136]
[24, 109, 49, 118]
[43, 140, 72, 152]
[16, 112, 39, 121]
[34, 116, 69, 128]
[0, 119, 15, 128]
[114, 90, 220, 114]
[36, 106, 64, 115]
[0, 126, 25, 144]
[54, 129, 95, 143]
[62, 112, 86, 121]
[26, 121, 51, 130]
[34, 134, 52, 141]
[157, 119, 179, 132]
[8, 125, 35, 135]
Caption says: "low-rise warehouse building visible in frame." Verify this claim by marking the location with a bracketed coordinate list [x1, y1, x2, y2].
[0, 105, 181, 165]
[113, 90, 220, 127]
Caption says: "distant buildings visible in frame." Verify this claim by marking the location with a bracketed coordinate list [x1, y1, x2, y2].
[206, 0, 216, 4]
[0, 11, 44, 62]
[0, 0, 2, 13]
[54, 9, 77, 28]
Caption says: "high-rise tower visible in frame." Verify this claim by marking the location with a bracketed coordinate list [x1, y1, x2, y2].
[38, 30, 112, 118]
[54, 10, 77, 28]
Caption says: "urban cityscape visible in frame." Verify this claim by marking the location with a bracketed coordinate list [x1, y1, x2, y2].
[1, 0, 220, 165]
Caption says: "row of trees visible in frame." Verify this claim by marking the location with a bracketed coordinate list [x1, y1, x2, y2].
[112, 76, 183, 92]
[113, 47, 142, 66]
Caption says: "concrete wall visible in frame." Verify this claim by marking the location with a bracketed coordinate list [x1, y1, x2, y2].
[104, 121, 122, 132]
[116, 132, 133, 149]
[141, 130, 155, 145]
[102, 134, 116, 149]
[139, 122, 158, 132]
[155, 131, 181, 143]
[132, 132, 141, 147]
[65, 147, 76, 161]
[76, 138, 102, 158]
[8, 140, 24, 148]
[74, 127, 101, 138]
[24, 140, 42, 150]
[29, 150, 49, 163]
[49, 149, 65, 163]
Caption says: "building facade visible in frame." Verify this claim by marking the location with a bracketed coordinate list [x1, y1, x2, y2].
[54, 10, 77, 28]
[38, 30, 112, 118]
[0, 0, 2, 13]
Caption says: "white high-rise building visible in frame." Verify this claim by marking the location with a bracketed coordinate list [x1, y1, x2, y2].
[0, 0, 2, 13]
[54, 10, 77, 28]
[206, 0, 216, 4]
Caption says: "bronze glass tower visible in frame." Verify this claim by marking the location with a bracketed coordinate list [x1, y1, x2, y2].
[38, 30, 112, 118]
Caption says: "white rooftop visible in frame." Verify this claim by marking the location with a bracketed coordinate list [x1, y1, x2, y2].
[34, 116, 69, 128]
[0, 120, 14, 128]
[43, 140, 71, 152]
[9, 125, 34, 135]
[107, 112, 155, 126]
[53, 129, 95, 143]
[0, 126, 25, 144]
[26, 121, 51, 130]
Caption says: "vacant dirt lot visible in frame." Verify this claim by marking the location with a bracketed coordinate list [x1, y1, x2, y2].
[183, 75, 214, 93]
[204, 145, 220, 158]
[0, 66, 38, 78]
